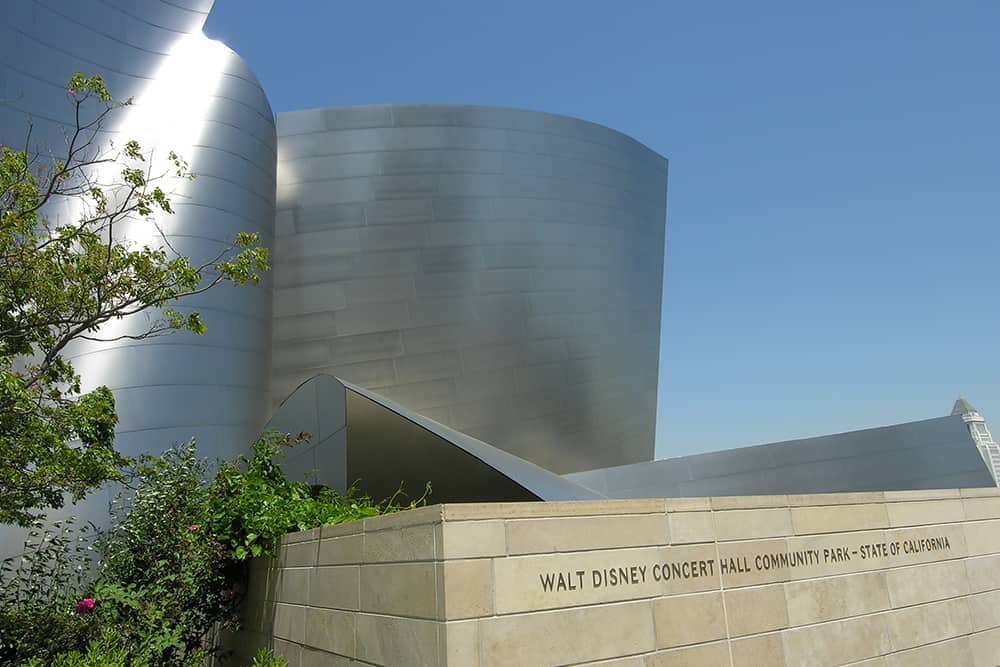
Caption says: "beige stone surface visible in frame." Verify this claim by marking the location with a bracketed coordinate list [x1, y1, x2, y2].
[883, 635, 974, 667]
[971, 626, 1000, 667]
[442, 499, 666, 521]
[279, 538, 319, 567]
[355, 613, 441, 666]
[646, 641, 731, 667]
[236, 489, 1000, 666]
[303, 606, 356, 656]
[441, 559, 493, 619]
[885, 559, 969, 607]
[725, 584, 789, 637]
[478, 600, 655, 666]
[731, 633, 785, 667]
[505, 513, 669, 555]
[964, 518, 1000, 556]
[713, 507, 792, 541]
[965, 554, 1000, 593]
[788, 492, 885, 506]
[439, 520, 506, 559]
[493, 544, 719, 614]
[443, 620, 479, 666]
[668, 511, 715, 544]
[963, 495, 1000, 520]
[967, 589, 1000, 632]
[711, 495, 787, 510]
[273, 603, 306, 644]
[318, 533, 364, 566]
[885, 499, 965, 527]
[309, 565, 360, 611]
[652, 592, 727, 649]
[363, 523, 437, 562]
[359, 562, 438, 618]
[718, 538, 791, 587]
[781, 615, 893, 667]
[273, 567, 311, 605]
[785, 571, 890, 626]
[790, 503, 889, 535]
[885, 597, 973, 651]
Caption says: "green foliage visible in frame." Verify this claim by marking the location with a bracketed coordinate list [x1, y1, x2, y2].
[18, 627, 206, 667]
[250, 647, 289, 667]
[208, 431, 432, 560]
[0, 518, 100, 665]
[0, 73, 269, 527]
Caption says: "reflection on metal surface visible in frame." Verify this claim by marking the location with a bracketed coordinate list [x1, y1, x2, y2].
[0, 1, 276, 466]
[566, 413, 999, 498]
[266, 375, 602, 503]
[272, 105, 667, 473]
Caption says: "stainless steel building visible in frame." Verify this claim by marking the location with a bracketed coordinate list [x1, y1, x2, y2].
[271, 105, 667, 472]
[0, 0, 276, 468]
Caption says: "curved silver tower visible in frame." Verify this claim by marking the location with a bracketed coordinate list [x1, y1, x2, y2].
[0, 0, 276, 465]
[272, 105, 666, 472]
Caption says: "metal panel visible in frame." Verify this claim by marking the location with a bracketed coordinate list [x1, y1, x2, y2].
[272, 105, 668, 473]
[0, 1, 275, 467]
[566, 415, 998, 498]
[265, 375, 601, 503]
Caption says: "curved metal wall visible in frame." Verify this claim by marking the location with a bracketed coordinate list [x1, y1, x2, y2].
[0, 0, 276, 466]
[272, 105, 666, 473]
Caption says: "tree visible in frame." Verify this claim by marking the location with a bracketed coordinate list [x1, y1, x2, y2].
[0, 73, 269, 527]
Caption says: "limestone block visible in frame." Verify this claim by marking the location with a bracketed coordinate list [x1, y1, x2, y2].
[363, 523, 437, 562]
[359, 562, 438, 618]
[303, 606, 356, 656]
[441, 559, 493, 619]
[478, 600, 655, 666]
[646, 641, 731, 667]
[885, 559, 970, 607]
[884, 597, 973, 652]
[965, 554, 1000, 593]
[274, 568, 311, 605]
[505, 514, 669, 555]
[309, 565, 360, 611]
[318, 533, 364, 566]
[883, 635, 973, 667]
[438, 520, 506, 559]
[444, 620, 479, 665]
[781, 615, 892, 666]
[885, 499, 965, 528]
[963, 518, 1000, 556]
[790, 503, 889, 536]
[725, 584, 789, 637]
[300, 647, 352, 667]
[652, 592, 727, 649]
[966, 589, 1000, 632]
[355, 613, 441, 666]
[963, 495, 1000, 521]
[718, 538, 791, 587]
[273, 603, 306, 644]
[971, 626, 1000, 667]
[784, 571, 890, 626]
[668, 511, 715, 545]
[713, 508, 792, 541]
[731, 633, 785, 666]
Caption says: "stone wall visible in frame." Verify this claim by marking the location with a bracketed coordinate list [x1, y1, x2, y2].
[229, 488, 1000, 666]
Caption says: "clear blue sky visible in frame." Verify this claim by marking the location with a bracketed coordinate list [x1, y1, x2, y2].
[205, 1, 1000, 461]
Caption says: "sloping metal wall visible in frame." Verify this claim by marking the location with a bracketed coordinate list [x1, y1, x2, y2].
[271, 105, 667, 473]
[566, 415, 998, 498]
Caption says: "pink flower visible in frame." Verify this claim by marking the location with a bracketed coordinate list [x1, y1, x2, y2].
[66, 88, 76, 96]
[187, 524, 199, 532]
[222, 589, 236, 601]
[76, 598, 95, 613]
